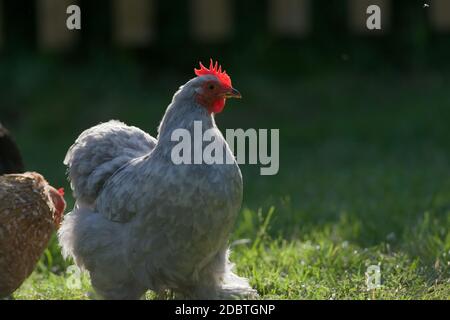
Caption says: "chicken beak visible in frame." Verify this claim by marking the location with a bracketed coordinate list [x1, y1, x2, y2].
[223, 87, 242, 99]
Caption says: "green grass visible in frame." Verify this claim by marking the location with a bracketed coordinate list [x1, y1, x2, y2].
[3, 56, 450, 299]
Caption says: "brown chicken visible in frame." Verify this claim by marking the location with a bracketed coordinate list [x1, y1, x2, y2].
[0, 172, 66, 298]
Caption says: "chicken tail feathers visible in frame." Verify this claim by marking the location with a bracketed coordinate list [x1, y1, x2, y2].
[64, 120, 157, 205]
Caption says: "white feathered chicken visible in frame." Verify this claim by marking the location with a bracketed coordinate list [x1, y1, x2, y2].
[59, 60, 257, 299]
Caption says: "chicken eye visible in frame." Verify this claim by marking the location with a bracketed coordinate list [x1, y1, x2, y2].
[208, 84, 215, 90]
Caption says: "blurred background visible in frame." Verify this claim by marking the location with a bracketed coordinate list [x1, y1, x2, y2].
[1, 0, 449, 292]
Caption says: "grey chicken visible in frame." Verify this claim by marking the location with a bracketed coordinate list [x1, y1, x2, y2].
[59, 60, 257, 299]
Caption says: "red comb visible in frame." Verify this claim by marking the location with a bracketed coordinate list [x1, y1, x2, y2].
[194, 59, 232, 87]
[58, 188, 65, 196]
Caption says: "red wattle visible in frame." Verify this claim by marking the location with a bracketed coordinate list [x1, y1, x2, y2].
[209, 99, 226, 114]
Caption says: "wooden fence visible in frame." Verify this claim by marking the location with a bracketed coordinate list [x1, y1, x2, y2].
[1, 0, 450, 50]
